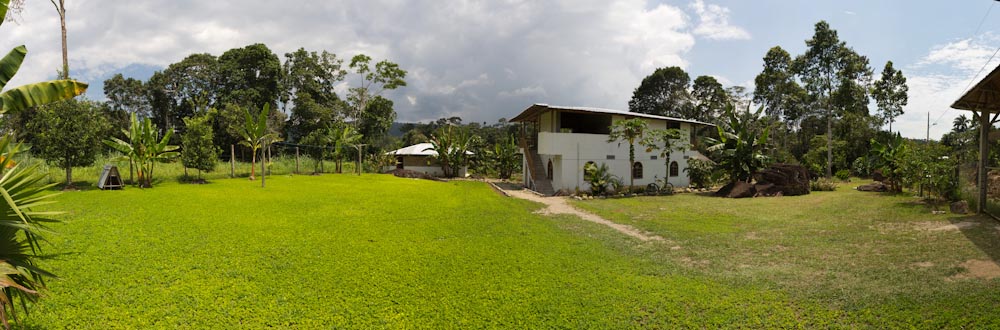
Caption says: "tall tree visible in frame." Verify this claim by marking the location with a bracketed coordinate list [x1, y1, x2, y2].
[358, 95, 396, 148]
[50, 0, 68, 78]
[794, 20, 848, 178]
[104, 73, 150, 120]
[754, 46, 807, 122]
[871, 61, 908, 132]
[29, 99, 107, 189]
[347, 54, 407, 127]
[608, 118, 649, 189]
[690, 75, 727, 122]
[218, 44, 282, 110]
[629, 66, 692, 117]
[281, 48, 347, 142]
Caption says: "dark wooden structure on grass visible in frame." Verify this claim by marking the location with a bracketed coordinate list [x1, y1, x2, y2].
[97, 165, 124, 190]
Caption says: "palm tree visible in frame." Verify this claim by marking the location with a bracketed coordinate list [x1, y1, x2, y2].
[0, 2, 89, 325]
[608, 118, 648, 189]
[642, 128, 685, 179]
[239, 104, 276, 180]
[953, 114, 970, 134]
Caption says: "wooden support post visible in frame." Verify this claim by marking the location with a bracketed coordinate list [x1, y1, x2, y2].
[261, 148, 266, 188]
[979, 110, 990, 214]
[230, 144, 235, 178]
[295, 147, 300, 174]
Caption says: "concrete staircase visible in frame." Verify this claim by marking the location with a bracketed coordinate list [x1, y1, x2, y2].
[527, 151, 555, 196]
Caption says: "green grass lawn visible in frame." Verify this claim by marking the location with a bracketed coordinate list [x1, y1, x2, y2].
[573, 183, 1000, 328]
[20, 174, 1000, 328]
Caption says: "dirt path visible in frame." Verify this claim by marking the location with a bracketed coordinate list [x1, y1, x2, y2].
[504, 189, 664, 242]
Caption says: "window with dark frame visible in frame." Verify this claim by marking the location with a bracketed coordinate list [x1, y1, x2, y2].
[632, 162, 643, 179]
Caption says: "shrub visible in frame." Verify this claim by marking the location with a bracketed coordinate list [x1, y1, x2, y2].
[834, 169, 850, 181]
[686, 158, 725, 188]
[811, 178, 838, 191]
[584, 162, 613, 196]
[851, 156, 870, 177]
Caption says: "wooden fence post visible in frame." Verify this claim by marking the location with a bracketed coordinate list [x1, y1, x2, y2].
[230, 144, 235, 178]
[295, 147, 300, 174]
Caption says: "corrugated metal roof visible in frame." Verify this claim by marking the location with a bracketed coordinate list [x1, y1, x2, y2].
[509, 103, 715, 126]
[385, 143, 474, 156]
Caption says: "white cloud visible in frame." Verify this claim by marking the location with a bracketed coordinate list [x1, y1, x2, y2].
[844, 10, 857, 16]
[689, 0, 751, 41]
[897, 36, 1000, 140]
[917, 35, 1000, 73]
[0, 0, 698, 123]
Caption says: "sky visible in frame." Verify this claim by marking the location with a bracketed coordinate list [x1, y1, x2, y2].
[1, 0, 999, 140]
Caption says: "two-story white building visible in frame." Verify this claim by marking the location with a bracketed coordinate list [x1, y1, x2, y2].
[510, 104, 713, 195]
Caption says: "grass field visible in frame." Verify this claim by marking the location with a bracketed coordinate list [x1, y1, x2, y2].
[19, 174, 1000, 328]
[573, 183, 1000, 327]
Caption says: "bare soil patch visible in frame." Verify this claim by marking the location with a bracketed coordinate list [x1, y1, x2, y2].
[504, 189, 664, 242]
[909, 221, 980, 232]
[951, 260, 1000, 280]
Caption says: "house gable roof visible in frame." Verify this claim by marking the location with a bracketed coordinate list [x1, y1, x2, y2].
[509, 103, 715, 126]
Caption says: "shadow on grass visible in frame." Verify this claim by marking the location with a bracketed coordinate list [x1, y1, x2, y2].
[949, 214, 1000, 263]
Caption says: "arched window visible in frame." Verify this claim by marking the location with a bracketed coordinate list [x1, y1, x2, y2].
[632, 162, 643, 179]
[584, 161, 596, 177]
[669, 161, 679, 177]
[546, 160, 554, 180]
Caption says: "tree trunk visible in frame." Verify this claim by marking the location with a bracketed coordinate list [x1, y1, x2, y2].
[230, 144, 235, 178]
[57, 1, 68, 79]
[826, 101, 833, 179]
[249, 147, 256, 180]
[628, 142, 635, 189]
[64, 165, 72, 188]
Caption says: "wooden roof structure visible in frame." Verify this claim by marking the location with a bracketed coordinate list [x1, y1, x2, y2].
[950, 64, 1000, 214]
[952, 65, 1000, 113]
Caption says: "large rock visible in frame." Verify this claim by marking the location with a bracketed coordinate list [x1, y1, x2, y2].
[871, 170, 886, 183]
[856, 182, 888, 192]
[753, 164, 810, 196]
[951, 200, 970, 214]
[716, 181, 755, 198]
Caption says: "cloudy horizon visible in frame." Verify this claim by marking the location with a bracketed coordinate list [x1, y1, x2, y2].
[1, 0, 998, 138]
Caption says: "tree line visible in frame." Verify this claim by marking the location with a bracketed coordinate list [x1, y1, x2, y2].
[629, 20, 909, 179]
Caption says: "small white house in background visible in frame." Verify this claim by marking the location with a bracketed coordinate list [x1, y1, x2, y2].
[384, 143, 468, 177]
[510, 104, 714, 195]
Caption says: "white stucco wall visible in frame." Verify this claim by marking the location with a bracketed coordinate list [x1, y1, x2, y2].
[383, 165, 468, 177]
[536, 117, 697, 192]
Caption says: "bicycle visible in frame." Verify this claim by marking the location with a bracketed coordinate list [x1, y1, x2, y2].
[644, 175, 674, 196]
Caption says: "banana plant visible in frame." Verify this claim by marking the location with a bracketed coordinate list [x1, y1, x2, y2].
[705, 104, 772, 183]
[104, 114, 178, 188]
[239, 104, 276, 180]
[0, 0, 89, 326]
